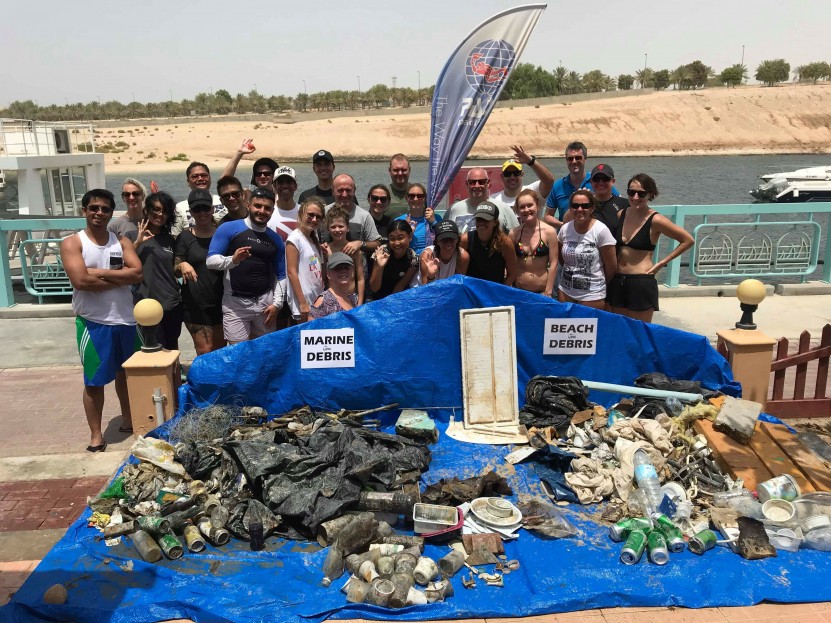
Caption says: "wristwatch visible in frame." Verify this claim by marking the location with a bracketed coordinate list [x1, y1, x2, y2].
[528, 156, 536, 167]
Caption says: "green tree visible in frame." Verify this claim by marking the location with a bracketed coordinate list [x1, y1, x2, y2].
[294, 92, 308, 112]
[562, 71, 583, 94]
[635, 68, 654, 89]
[617, 74, 635, 90]
[719, 64, 747, 87]
[755, 59, 791, 86]
[653, 69, 671, 90]
[686, 60, 712, 88]
[582, 70, 609, 93]
[552, 65, 568, 95]
[795, 61, 831, 84]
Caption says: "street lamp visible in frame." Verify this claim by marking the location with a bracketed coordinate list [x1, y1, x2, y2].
[303, 80, 307, 95]
[417, 70, 421, 92]
[357, 75, 361, 92]
[735, 279, 766, 330]
[644, 53, 647, 71]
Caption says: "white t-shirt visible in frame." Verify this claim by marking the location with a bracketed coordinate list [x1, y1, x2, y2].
[489, 180, 541, 208]
[557, 220, 616, 301]
[268, 202, 300, 241]
[286, 229, 325, 316]
[444, 198, 519, 235]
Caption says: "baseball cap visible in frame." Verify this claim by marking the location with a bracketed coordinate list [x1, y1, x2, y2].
[250, 187, 275, 201]
[188, 188, 212, 208]
[250, 157, 279, 184]
[274, 166, 297, 182]
[474, 201, 499, 221]
[502, 159, 522, 173]
[313, 149, 334, 164]
[590, 164, 615, 181]
[327, 252, 354, 269]
[434, 220, 460, 242]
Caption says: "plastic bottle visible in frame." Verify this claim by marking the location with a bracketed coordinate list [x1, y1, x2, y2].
[665, 396, 683, 416]
[632, 449, 663, 516]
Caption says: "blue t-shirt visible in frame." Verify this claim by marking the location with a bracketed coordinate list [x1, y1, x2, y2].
[208, 220, 286, 298]
[546, 173, 619, 220]
[394, 214, 443, 255]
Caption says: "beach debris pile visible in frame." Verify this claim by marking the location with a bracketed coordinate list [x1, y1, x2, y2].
[514, 374, 831, 563]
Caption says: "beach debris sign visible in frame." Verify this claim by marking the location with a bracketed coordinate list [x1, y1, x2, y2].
[543, 318, 598, 355]
[300, 328, 356, 368]
[427, 3, 546, 208]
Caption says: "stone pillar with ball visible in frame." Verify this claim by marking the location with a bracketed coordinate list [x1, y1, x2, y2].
[716, 279, 777, 408]
[122, 299, 182, 436]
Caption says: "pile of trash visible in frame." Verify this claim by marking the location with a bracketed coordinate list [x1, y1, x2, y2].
[515, 374, 831, 564]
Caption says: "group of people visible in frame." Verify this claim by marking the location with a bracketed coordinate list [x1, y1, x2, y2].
[62, 139, 694, 451]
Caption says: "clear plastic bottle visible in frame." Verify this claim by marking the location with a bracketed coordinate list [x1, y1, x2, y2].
[664, 396, 683, 416]
[633, 449, 663, 516]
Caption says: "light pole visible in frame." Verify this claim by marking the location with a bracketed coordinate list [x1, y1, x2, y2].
[131, 92, 135, 102]
[644, 53, 647, 71]
[741, 45, 745, 66]
[303, 80, 307, 95]
[417, 70, 421, 92]
[169, 90, 173, 102]
[357, 75, 361, 92]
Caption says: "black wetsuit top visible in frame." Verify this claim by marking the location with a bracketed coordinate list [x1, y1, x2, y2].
[467, 232, 506, 283]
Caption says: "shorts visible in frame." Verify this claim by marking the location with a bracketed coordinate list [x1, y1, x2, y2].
[222, 291, 276, 343]
[75, 317, 140, 387]
[183, 305, 223, 327]
[606, 273, 659, 312]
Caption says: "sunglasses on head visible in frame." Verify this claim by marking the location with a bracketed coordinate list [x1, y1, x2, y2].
[369, 195, 389, 203]
[627, 189, 649, 198]
[467, 178, 488, 186]
[121, 191, 142, 198]
[86, 204, 113, 214]
[503, 170, 522, 178]
[407, 193, 425, 200]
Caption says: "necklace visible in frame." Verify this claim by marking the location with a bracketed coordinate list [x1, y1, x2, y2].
[517, 220, 546, 262]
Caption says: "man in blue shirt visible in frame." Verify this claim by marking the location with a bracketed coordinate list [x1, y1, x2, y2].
[544, 141, 591, 227]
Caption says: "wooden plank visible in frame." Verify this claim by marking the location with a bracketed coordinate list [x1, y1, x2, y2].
[693, 419, 773, 491]
[816, 324, 830, 399]
[748, 423, 815, 493]
[765, 398, 831, 419]
[771, 338, 788, 401]
[770, 345, 831, 371]
[760, 422, 831, 492]
[794, 331, 811, 400]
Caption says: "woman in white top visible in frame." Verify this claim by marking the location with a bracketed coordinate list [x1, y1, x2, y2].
[557, 189, 617, 309]
[285, 198, 326, 323]
[420, 220, 469, 284]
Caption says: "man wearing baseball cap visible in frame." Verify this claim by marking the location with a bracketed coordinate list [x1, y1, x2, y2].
[489, 145, 554, 211]
[580, 164, 627, 231]
[268, 166, 300, 241]
[299, 150, 336, 204]
[220, 138, 279, 190]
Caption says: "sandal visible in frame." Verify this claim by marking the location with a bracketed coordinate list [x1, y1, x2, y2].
[86, 443, 107, 453]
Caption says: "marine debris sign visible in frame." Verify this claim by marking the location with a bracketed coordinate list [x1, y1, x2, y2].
[300, 328, 356, 368]
[543, 318, 598, 355]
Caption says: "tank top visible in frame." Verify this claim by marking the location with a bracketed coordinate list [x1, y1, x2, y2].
[72, 231, 135, 325]
[466, 232, 506, 283]
[434, 246, 458, 280]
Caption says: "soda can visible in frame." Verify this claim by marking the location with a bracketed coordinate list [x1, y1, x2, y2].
[132, 530, 162, 563]
[609, 518, 652, 542]
[652, 514, 686, 552]
[647, 531, 669, 565]
[620, 529, 647, 565]
[136, 515, 171, 536]
[688, 529, 718, 555]
[157, 533, 184, 559]
[183, 524, 206, 553]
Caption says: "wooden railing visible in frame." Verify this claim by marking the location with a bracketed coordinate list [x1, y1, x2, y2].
[767, 324, 831, 418]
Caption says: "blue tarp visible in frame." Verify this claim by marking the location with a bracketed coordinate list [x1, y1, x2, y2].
[5, 277, 829, 623]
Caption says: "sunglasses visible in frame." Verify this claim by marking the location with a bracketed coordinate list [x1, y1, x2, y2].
[190, 205, 212, 213]
[407, 193, 426, 200]
[591, 176, 612, 184]
[566, 156, 584, 162]
[369, 195, 390, 203]
[220, 190, 241, 200]
[467, 179, 488, 186]
[503, 170, 522, 178]
[306, 213, 324, 221]
[570, 202, 592, 210]
[121, 191, 142, 198]
[255, 170, 273, 178]
[86, 204, 113, 214]
[627, 189, 649, 198]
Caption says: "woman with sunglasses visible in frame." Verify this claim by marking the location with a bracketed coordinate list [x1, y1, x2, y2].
[366, 184, 393, 238]
[286, 198, 327, 324]
[126, 191, 183, 349]
[509, 189, 558, 297]
[607, 173, 694, 322]
[174, 196, 225, 355]
[108, 178, 147, 238]
[397, 183, 442, 255]
[557, 190, 616, 309]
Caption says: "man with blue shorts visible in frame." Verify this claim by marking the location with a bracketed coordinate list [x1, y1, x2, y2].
[61, 189, 144, 452]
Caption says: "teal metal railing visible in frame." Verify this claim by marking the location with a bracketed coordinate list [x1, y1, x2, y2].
[652, 202, 831, 287]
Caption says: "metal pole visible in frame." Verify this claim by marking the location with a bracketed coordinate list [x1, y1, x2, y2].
[417, 70, 421, 91]
[357, 75, 361, 92]
[741, 45, 745, 66]
[644, 53, 647, 71]
[303, 80, 307, 95]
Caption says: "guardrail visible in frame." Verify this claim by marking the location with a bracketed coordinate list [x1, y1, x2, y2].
[652, 202, 831, 287]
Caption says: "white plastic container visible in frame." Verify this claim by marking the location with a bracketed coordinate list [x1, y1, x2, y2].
[412, 503, 458, 534]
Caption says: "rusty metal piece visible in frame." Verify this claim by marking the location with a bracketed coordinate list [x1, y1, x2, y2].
[462, 533, 504, 555]
[461, 573, 477, 589]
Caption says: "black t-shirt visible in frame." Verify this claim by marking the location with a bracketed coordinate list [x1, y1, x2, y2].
[126, 230, 182, 310]
[372, 245, 417, 299]
[298, 185, 359, 205]
[595, 196, 627, 231]
[174, 230, 223, 311]
[372, 214, 393, 239]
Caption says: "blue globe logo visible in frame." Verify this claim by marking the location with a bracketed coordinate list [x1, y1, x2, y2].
[465, 39, 516, 96]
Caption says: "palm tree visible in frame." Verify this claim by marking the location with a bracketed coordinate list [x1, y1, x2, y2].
[563, 71, 582, 94]
[635, 68, 654, 89]
[553, 65, 568, 95]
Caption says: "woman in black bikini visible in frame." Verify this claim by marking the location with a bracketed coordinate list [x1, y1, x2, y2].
[607, 173, 694, 322]
[509, 189, 558, 296]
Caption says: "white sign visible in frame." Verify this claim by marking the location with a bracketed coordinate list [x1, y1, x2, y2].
[300, 328, 355, 368]
[543, 318, 598, 355]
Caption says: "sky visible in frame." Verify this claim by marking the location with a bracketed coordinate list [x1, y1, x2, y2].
[2, 0, 830, 107]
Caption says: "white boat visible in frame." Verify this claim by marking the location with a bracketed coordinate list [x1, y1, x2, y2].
[751, 165, 831, 203]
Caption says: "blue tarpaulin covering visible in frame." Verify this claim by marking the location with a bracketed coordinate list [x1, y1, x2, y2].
[4, 277, 829, 623]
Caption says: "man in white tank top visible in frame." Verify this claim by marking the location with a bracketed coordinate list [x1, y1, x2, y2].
[60, 189, 144, 452]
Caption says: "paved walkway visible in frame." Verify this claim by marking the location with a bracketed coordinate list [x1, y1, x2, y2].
[1, 292, 829, 620]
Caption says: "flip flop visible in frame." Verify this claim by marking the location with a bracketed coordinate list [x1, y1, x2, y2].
[118, 426, 134, 433]
[86, 443, 107, 453]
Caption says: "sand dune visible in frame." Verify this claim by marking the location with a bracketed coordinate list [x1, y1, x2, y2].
[102, 83, 831, 174]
